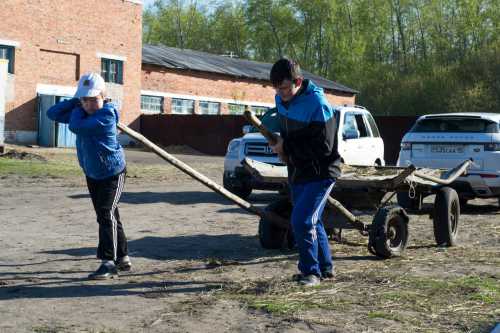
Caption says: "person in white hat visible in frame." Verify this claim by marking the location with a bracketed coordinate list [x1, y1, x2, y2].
[47, 72, 131, 280]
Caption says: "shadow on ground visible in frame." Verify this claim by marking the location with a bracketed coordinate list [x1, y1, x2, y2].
[0, 234, 287, 300]
[0, 277, 228, 300]
[68, 191, 280, 206]
[40, 234, 271, 262]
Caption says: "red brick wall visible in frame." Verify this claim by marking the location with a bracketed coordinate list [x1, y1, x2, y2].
[141, 65, 356, 113]
[1, 0, 142, 132]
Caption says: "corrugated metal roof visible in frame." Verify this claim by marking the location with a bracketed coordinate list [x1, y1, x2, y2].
[142, 44, 358, 94]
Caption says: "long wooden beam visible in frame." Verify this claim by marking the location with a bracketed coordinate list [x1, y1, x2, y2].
[117, 123, 289, 228]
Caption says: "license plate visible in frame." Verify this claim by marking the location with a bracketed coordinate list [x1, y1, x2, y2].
[431, 145, 464, 154]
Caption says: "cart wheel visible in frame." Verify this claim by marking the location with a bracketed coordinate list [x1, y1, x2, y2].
[223, 175, 252, 199]
[258, 198, 293, 249]
[459, 197, 468, 209]
[396, 192, 422, 211]
[368, 205, 409, 258]
[433, 187, 460, 247]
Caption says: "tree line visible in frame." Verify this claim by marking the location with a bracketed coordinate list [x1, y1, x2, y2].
[143, 0, 500, 116]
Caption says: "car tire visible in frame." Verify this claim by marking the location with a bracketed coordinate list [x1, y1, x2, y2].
[433, 187, 460, 247]
[258, 197, 293, 249]
[223, 174, 252, 199]
[396, 191, 422, 211]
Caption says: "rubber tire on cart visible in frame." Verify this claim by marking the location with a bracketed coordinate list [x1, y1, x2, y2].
[258, 197, 293, 249]
[368, 205, 409, 258]
[433, 187, 460, 247]
[459, 197, 468, 209]
[396, 191, 422, 211]
[222, 175, 252, 199]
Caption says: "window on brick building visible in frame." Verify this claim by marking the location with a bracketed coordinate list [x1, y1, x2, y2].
[251, 106, 269, 116]
[0, 45, 15, 74]
[101, 58, 123, 84]
[199, 101, 220, 115]
[141, 95, 163, 114]
[228, 104, 245, 115]
[171, 98, 194, 114]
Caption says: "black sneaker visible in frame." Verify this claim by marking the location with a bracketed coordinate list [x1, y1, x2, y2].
[115, 256, 132, 272]
[321, 271, 335, 280]
[88, 263, 118, 280]
[298, 274, 321, 287]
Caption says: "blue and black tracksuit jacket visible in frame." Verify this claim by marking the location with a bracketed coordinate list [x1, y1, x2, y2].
[276, 79, 342, 184]
[47, 98, 126, 180]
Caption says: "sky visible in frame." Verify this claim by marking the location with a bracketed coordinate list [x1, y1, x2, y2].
[141, 0, 233, 11]
[143, 0, 155, 10]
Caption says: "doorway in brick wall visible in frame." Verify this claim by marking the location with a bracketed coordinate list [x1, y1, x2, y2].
[37, 94, 76, 147]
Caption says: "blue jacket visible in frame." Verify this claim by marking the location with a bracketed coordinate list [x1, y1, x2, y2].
[47, 98, 126, 180]
[276, 80, 341, 184]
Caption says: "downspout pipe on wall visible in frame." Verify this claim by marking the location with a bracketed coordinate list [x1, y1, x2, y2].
[0, 59, 8, 154]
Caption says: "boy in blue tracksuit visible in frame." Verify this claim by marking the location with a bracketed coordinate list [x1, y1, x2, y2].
[47, 72, 131, 280]
[269, 58, 341, 287]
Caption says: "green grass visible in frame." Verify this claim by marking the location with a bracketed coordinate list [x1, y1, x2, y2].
[0, 156, 190, 181]
[0, 158, 81, 178]
[367, 311, 404, 322]
[220, 273, 499, 331]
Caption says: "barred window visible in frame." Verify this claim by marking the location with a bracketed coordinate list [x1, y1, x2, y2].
[228, 104, 245, 115]
[0, 45, 15, 74]
[141, 95, 163, 114]
[172, 98, 194, 114]
[199, 101, 220, 115]
[101, 58, 123, 84]
[251, 106, 269, 116]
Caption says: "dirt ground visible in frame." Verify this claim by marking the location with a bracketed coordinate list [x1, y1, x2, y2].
[0, 146, 498, 333]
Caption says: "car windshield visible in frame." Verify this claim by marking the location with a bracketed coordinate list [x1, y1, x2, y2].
[412, 117, 499, 133]
[250, 108, 281, 133]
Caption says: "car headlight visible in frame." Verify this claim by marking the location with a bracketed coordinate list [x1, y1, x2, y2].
[227, 140, 241, 156]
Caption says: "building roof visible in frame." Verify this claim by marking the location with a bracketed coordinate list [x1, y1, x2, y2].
[142, 44, 358, 95]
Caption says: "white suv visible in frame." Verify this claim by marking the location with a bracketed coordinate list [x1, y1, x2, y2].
[223, 106, 385, 198]
[397, 113, 500, 205]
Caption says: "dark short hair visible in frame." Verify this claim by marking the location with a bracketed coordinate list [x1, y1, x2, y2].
[270, 58, 302, 87]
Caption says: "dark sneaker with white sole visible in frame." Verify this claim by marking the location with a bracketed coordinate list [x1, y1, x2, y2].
[321, 271, 335, 280]
[298, 274, 321, 287]
[115, 256, 132, 272]
[88, 263, 118, 280]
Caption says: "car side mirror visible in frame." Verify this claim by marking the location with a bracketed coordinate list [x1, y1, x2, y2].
[242, 125, 252, 135]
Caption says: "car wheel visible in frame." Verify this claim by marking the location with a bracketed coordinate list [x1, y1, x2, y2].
[433, 187, 460, 247]
[223, 174, 252, 199]
[259, 198, 293, 249]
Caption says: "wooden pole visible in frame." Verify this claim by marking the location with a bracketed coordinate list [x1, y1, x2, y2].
[117, 123, 289, 228]
[243, 107, 278, 145]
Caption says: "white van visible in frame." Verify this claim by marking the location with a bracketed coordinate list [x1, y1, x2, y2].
[223, 105, 385, 198]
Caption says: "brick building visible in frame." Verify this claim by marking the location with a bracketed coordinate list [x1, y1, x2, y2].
[0, 0, 356, 149]
[0, 0, 142, 145]
[140, 44, 357, 117]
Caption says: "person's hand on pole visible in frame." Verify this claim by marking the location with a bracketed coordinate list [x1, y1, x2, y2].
[270, 136, 288, 164]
